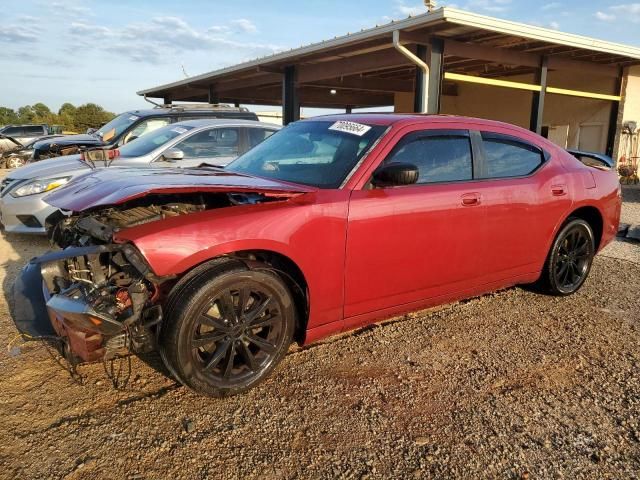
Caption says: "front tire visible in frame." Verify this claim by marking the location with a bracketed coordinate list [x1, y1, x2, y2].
[539, 218, 595, 296]
[6, 156, 25, 169]
[160, 262, 295, 397]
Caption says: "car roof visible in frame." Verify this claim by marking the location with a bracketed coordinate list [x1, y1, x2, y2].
[125, 107, 253, 117]
[305, 113, 536, 133]
[172, 119, 280, 129]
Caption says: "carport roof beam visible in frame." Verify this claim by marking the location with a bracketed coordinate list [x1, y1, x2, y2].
[444, 72, 622, 102]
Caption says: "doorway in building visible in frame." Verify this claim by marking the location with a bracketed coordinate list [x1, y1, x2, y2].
[578, 123, 606, 153]
[542, 124, 570, 149]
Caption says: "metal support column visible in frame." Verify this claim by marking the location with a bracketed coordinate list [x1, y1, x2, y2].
[346, 105, 353, 114]
[208, 85, 219, 104]
[606, 69, 624, 157]
[163, 96, 172, 105]
[427, 38, 444, 114]
[413, 44, 428, 113]
[282, 65, 300, 125]
[530, 57, 548, 134]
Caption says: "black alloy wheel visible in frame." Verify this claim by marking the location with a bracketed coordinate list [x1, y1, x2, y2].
[192, 283, 285, 382]
[160, 263, 295, 397]
[542, 218, 595, 296]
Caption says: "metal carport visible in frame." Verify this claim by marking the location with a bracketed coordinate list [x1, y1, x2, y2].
[138, 7, 640, 157]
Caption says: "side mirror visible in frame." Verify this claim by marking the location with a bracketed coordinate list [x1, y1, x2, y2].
[371, 162, 419, 187]
[162, 147, 184, 161]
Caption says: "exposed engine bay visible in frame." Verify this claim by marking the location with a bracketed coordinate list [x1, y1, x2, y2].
[22, 191, 285, 365]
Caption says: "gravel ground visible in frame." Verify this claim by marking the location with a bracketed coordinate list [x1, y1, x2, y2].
[0, 176, 639, 479]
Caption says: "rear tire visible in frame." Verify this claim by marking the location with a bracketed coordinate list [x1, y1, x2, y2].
[159, 261, 295, 397]
[538, 218, 595, 296]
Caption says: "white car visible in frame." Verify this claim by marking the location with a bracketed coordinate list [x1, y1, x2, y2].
[0, 119, 278, 234]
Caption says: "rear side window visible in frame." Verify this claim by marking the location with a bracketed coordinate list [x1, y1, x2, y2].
[481, 132, 544, 178]
[384, 130, 473, 184]
[23, 126, 44, 136]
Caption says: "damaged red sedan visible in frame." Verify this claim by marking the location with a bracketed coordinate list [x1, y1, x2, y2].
[13, 114, 621, 397]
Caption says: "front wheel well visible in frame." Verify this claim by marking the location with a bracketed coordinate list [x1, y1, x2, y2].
[566, 206, 603, 251]
[229, 250, 309, 344]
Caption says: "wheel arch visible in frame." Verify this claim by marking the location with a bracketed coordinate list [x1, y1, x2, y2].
[169, 249, 310, 345]
[564, 205, 604, 251]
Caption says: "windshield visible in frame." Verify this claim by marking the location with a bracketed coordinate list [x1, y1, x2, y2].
[96, 112, 141, 142]
[226, 120, 386, 188]
[117, 124, 194, 158]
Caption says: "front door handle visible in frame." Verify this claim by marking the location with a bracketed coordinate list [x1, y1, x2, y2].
[461, 192, 481, 206]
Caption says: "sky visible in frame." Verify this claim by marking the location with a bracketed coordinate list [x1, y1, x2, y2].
[1, 0, 640, 115]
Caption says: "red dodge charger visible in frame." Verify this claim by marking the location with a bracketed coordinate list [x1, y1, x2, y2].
[13, 114, 621, 396]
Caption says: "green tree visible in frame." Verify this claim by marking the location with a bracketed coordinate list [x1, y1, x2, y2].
[0, 102, 116, 132]
[73, 103, 115, 131]
[17, 105, 35, 123]
[0, 107, 18, 125]
[58, 103, 77, 131]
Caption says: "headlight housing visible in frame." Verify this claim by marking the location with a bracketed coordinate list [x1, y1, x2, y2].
[11, 177, 71, 197]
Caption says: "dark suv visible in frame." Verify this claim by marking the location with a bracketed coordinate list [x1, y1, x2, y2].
[31, 104, 259, 160]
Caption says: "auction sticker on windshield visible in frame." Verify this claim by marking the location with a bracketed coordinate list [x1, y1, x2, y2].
[328, 121, 372, 137]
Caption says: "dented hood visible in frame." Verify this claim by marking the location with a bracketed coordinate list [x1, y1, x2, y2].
[44, 167, 316, 212]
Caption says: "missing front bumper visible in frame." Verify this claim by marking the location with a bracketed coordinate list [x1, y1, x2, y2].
[12, 261, 56, 338]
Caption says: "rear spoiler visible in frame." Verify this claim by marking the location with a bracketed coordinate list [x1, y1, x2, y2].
[566, 149, 613, 169]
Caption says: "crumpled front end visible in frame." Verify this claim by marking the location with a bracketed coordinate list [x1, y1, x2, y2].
[13, 176, 306, 363]
[12, 244, 162, 362]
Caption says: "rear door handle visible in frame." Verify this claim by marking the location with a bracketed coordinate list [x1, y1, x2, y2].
[551, 184, 567, 196]
[461, 192, 481, 206]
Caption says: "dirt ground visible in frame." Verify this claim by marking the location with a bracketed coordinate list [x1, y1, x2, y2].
[0, 178, 639, 479]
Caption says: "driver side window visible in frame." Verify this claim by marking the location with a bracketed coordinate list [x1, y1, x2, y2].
[174, 128, 240, 158]
[384, 130, 473, 184]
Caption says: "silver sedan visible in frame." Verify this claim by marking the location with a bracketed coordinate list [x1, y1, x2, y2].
[0, 119, 279, 234]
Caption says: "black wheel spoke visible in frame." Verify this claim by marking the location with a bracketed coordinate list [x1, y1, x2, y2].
[204, 340, 232, 370]
[192, 330, 227, 348]
[557, 261, 569, 279]
[245, 297, 273, 324]
[238, 341, 258, 371]
[246, 333, 276, 354]
[237, 286, 250, 318]
[217, 290, 237, 322]
[251, 314, 280, 330]
[223, 343, 236, 378]
[199, 314, 231, 332]
[561, 263, 572, 285]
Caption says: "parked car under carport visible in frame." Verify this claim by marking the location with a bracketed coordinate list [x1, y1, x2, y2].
[0, 119, 278, 234]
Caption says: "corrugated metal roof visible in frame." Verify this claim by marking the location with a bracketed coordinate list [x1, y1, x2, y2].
[138, 7, 640, 97]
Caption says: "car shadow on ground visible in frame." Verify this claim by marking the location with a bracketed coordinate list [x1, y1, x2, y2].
[622, 184, 640, 203]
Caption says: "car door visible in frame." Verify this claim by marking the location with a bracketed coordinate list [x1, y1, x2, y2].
[344, 128, 488, 322]
[473, 130, 572, 281]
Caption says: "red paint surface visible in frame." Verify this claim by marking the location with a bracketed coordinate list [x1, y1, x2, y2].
[66, 115, 619, 345]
